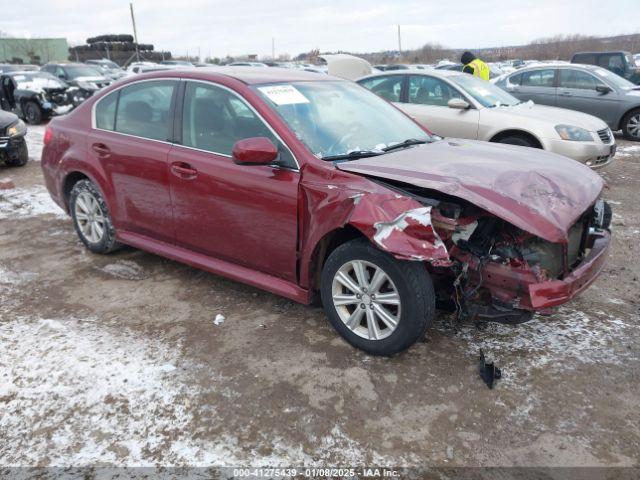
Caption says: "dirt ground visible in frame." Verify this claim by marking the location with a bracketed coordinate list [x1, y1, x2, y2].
[0, 125, 638, 468]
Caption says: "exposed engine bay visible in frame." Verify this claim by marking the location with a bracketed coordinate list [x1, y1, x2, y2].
[373, 178, 612, 325]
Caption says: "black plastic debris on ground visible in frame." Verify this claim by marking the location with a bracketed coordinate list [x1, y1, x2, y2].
[479, 349, 501, 389]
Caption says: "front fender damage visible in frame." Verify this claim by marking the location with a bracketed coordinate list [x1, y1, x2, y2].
[348, 195, 450, 264]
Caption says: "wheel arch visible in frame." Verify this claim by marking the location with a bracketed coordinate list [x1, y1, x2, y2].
[618, 105, 640, 131]
[489, 129, 543, 148]
[306, 225, 366, 294]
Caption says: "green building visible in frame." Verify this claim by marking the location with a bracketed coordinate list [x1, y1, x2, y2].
[0, 38, 69, 65]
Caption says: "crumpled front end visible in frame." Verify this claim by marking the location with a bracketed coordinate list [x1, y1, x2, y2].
[437, 197, 612, 322]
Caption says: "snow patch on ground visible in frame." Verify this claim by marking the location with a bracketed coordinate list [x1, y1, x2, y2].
[25, 124, 45, 162]
[98, 260, 146, 280]
[0, 265, 38, 286]
[0, 186, 65, 219]
[456, 306, 633, 384]
[0, 311, 391, 466]
[617, 145, 640, 157]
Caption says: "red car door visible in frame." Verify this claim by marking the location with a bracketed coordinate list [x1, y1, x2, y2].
[89, 79, 178, 243]
[167, 81, 300, 280]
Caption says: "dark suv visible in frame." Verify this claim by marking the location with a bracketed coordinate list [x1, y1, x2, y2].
[571, 51, 640, 84]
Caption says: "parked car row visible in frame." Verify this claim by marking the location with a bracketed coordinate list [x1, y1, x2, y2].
[357, 69, 616, 168]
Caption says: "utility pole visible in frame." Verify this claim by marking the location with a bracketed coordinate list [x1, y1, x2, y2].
[272, 37, 275, 60]
[130, 3, 140, 62]
[397, 24, 402, 60]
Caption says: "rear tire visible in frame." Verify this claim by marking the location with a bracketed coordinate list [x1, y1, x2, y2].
[320, 238, 435, 356]
[5, 141, 28, 167]
[495, 134, 537, 148]
[69, 180, 121, 254]
[23, 101, 42, 125]
[621, 109, 640, 141]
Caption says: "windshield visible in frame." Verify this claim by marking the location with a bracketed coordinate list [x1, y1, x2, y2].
[450, 74, 521, 107]
[254, 81, 431, 159]
[594, 68, 637, 89]
[65, 65, 103, 78]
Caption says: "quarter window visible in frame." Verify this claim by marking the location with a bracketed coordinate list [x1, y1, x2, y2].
[114, 80, 176, 141]
[407, 75, 463, 106]
[95, 91, 118, 130]
[521, 69, 555, 87]
[358, 75, 404, 102]
[559, 69, 601, 90]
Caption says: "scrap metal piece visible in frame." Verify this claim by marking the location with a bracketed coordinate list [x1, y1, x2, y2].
[479, 349, 501, 389]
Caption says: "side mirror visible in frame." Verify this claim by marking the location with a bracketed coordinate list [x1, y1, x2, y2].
[232, 137, 278, 165]
[448, 98, 470, 110]
[596, 85, 612, 94]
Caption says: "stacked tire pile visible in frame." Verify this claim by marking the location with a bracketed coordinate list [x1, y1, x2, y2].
[68, 34, 171, 65]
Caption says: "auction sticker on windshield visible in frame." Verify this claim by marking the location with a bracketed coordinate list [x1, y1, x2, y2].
[258, 85, 310, 105]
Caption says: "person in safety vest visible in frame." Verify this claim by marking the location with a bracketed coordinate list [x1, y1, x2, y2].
[461, 51, 490, 81]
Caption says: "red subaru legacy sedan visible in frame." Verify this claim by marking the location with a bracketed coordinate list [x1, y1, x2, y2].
[41, 67, 611, 355]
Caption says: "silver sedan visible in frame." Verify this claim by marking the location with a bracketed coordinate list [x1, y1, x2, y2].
[357, 70, 616, 169]
[493, 63, 640, 141]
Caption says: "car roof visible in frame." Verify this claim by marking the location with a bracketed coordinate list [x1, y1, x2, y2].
[357, 69, 463, 81]
[134, 66, 338, 85]
[508, 62, 603, 72]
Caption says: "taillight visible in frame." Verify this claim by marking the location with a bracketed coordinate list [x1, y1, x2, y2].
[43, 125, 53, 145]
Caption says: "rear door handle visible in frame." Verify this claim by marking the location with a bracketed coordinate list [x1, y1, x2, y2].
[91, 142, 111, 157]
[170, 161, 198, 179]
[559, 91, 573, 97]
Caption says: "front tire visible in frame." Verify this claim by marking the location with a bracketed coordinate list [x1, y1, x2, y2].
[69, 180, 121, 254]
[23, 101, 42, 125]
[621, 109, 640, 141]
[320, 239, 435, 356]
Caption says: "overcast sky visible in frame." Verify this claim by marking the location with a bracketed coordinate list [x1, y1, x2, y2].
[2, 0, 638, 59]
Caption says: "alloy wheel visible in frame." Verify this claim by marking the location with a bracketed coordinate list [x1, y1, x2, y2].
[628, 113, 640, 139]
[74, 191, 106, 244]
[331, 260, 401, 341]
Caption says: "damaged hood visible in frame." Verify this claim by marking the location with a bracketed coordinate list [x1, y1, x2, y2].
[337, 139, 603, 243]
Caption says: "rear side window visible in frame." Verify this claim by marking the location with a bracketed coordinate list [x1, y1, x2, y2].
[521, 69, 555, 87]
[358, 75, 404, 102]
[559, 69, 600, 90]
[115, 80, 176, 141]
[95, 91, 118, 130]
[598, 54, 624, 75]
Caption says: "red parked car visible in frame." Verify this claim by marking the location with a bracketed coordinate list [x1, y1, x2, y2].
[41, 68, 611, 355]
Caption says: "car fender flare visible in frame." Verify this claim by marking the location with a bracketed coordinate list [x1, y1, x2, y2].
[58, 155, 114, 217]
[488, 128, 544, 148]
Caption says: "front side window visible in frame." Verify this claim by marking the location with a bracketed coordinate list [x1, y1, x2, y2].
[181, 82, 295, 167]
[407, 75, 463, 106]
[357, 75, 404, 102]
[255, 81, 431, 159]
[115, 80, 176, 141]
[520, 69, 555, 87]
[559, 69, 601, 90]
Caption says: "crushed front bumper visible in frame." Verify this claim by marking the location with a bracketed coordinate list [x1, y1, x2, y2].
[478, 230, 610, 311]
